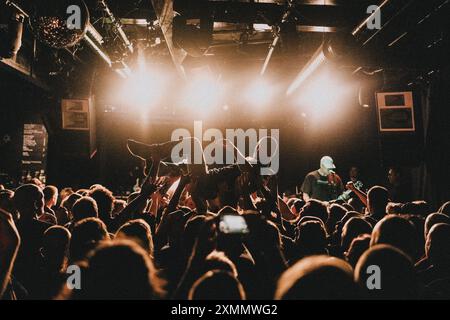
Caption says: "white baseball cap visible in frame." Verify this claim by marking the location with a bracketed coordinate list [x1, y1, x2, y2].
[320, 156, 336, 170]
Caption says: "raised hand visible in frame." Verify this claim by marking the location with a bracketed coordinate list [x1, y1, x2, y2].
[346, 181, 356, 191]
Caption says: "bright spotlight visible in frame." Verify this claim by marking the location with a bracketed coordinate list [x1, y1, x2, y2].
[244, 78, 274, 108]
[118, 64, 167, 109]
[295, 69, 354, 119]
[182, 72, 223, 113]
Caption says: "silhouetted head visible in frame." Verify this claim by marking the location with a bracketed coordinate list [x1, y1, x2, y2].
[438, 201, 450, 215]
[188, 270, 246, 300]
[72, 196, 98, 222]
[61, 193, 82, 215]
[295, 220, 328, 257]
[275, 256, 358, 299]
[116, 219, 153, 256]
[43, 185, 58, 208]
[327, 203, 348, 231]
[424, 213, 450, 239]
[299, 199, 328, 225]
[75, 240, 162, 299]
[341, 217, 372, 252]
[69, 217, 110, 263]
[344, 234, 371, 268]
[60, 187, 74, 202]
[371, 215, 419, 261]
[367, 186, 389, 219]
[41, 225, 71, 271]
[401, 201, 431, 217]
[13, 184, 45, 220]
[425, 223, 450, 268]
[88, 186, 114, 222]
[203, 251, 238, 277]
[355, 244, 418, 299]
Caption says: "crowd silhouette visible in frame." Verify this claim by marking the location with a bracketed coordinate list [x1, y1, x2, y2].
[1, 149, 450, 300]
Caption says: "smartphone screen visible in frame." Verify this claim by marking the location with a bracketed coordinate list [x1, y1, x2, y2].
[219, 215, 249, 234]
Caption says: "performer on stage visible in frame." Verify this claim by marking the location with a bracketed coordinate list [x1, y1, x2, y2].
[301, 156, 344, 201]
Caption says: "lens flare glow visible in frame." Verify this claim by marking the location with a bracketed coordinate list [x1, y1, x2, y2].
[295, 69, 355, 120]
[244, 78, 275, 108]
[181, 72, 224, 114]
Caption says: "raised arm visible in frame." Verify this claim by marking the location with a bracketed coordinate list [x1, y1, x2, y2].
[0, 208, 21, 298]
[346, 181, 368, 207]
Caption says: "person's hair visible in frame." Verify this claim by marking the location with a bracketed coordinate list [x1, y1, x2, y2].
[88, 186, 115, 221]
[389, 166, 402, 177]
[116, 219, 153, 256]
[425, 223, 450, 267]
[72, 196, 98, 222]
[275, 256, 357, 299]
[71, 240, 163, 299]
[341, 217, 373, 252]
[438, 201, 450, 215]
[41, 226, 71, 271]
[60, 187, 74, 200]
[69, 217, 110, 263]
[401, 201, 431, 217]
[424, 213, 450, 239]
[43, 185, 58, 203]
[386, 202, 404, 214]
[61, 193, 82, 213]
[295, 221, 328, 257]
[327, 203, 348, 233]
[344, 234, 371, 268]
[188, 270, 245, 300]
[298, 199, 328, 224]
[355, 244, 418, 299]
[367, 186, 389, 217]
[203, 251, 238, 277]
[13, 183, 44, 220]
[370, 215, 419, 261]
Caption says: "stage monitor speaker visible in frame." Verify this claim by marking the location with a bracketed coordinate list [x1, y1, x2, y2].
[376, 91, 415, 132]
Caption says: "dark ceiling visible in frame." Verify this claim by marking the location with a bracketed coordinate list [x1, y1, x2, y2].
[0, 0, 449, 93]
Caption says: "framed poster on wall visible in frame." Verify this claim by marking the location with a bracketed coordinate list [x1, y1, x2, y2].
[62, 98, 90, 130]
[376, 91, 415, 132]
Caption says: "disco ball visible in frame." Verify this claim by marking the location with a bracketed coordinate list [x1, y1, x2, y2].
[31, 0, 89, 49]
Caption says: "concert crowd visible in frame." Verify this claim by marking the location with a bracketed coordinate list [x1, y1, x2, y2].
[0, 147, 449, 300]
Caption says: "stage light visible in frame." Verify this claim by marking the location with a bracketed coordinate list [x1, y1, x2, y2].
[287, 45, 327, 95]
[295, 69, 355, 120]
[181, 71, 223, 113]
[244, 78, 274, 108]
[117, 64, 167, 110]
[287, 36, 355, 96]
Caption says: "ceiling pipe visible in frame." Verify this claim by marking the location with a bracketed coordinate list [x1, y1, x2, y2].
[5, 0, 29, 18]
[97, 0, 134, 54]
